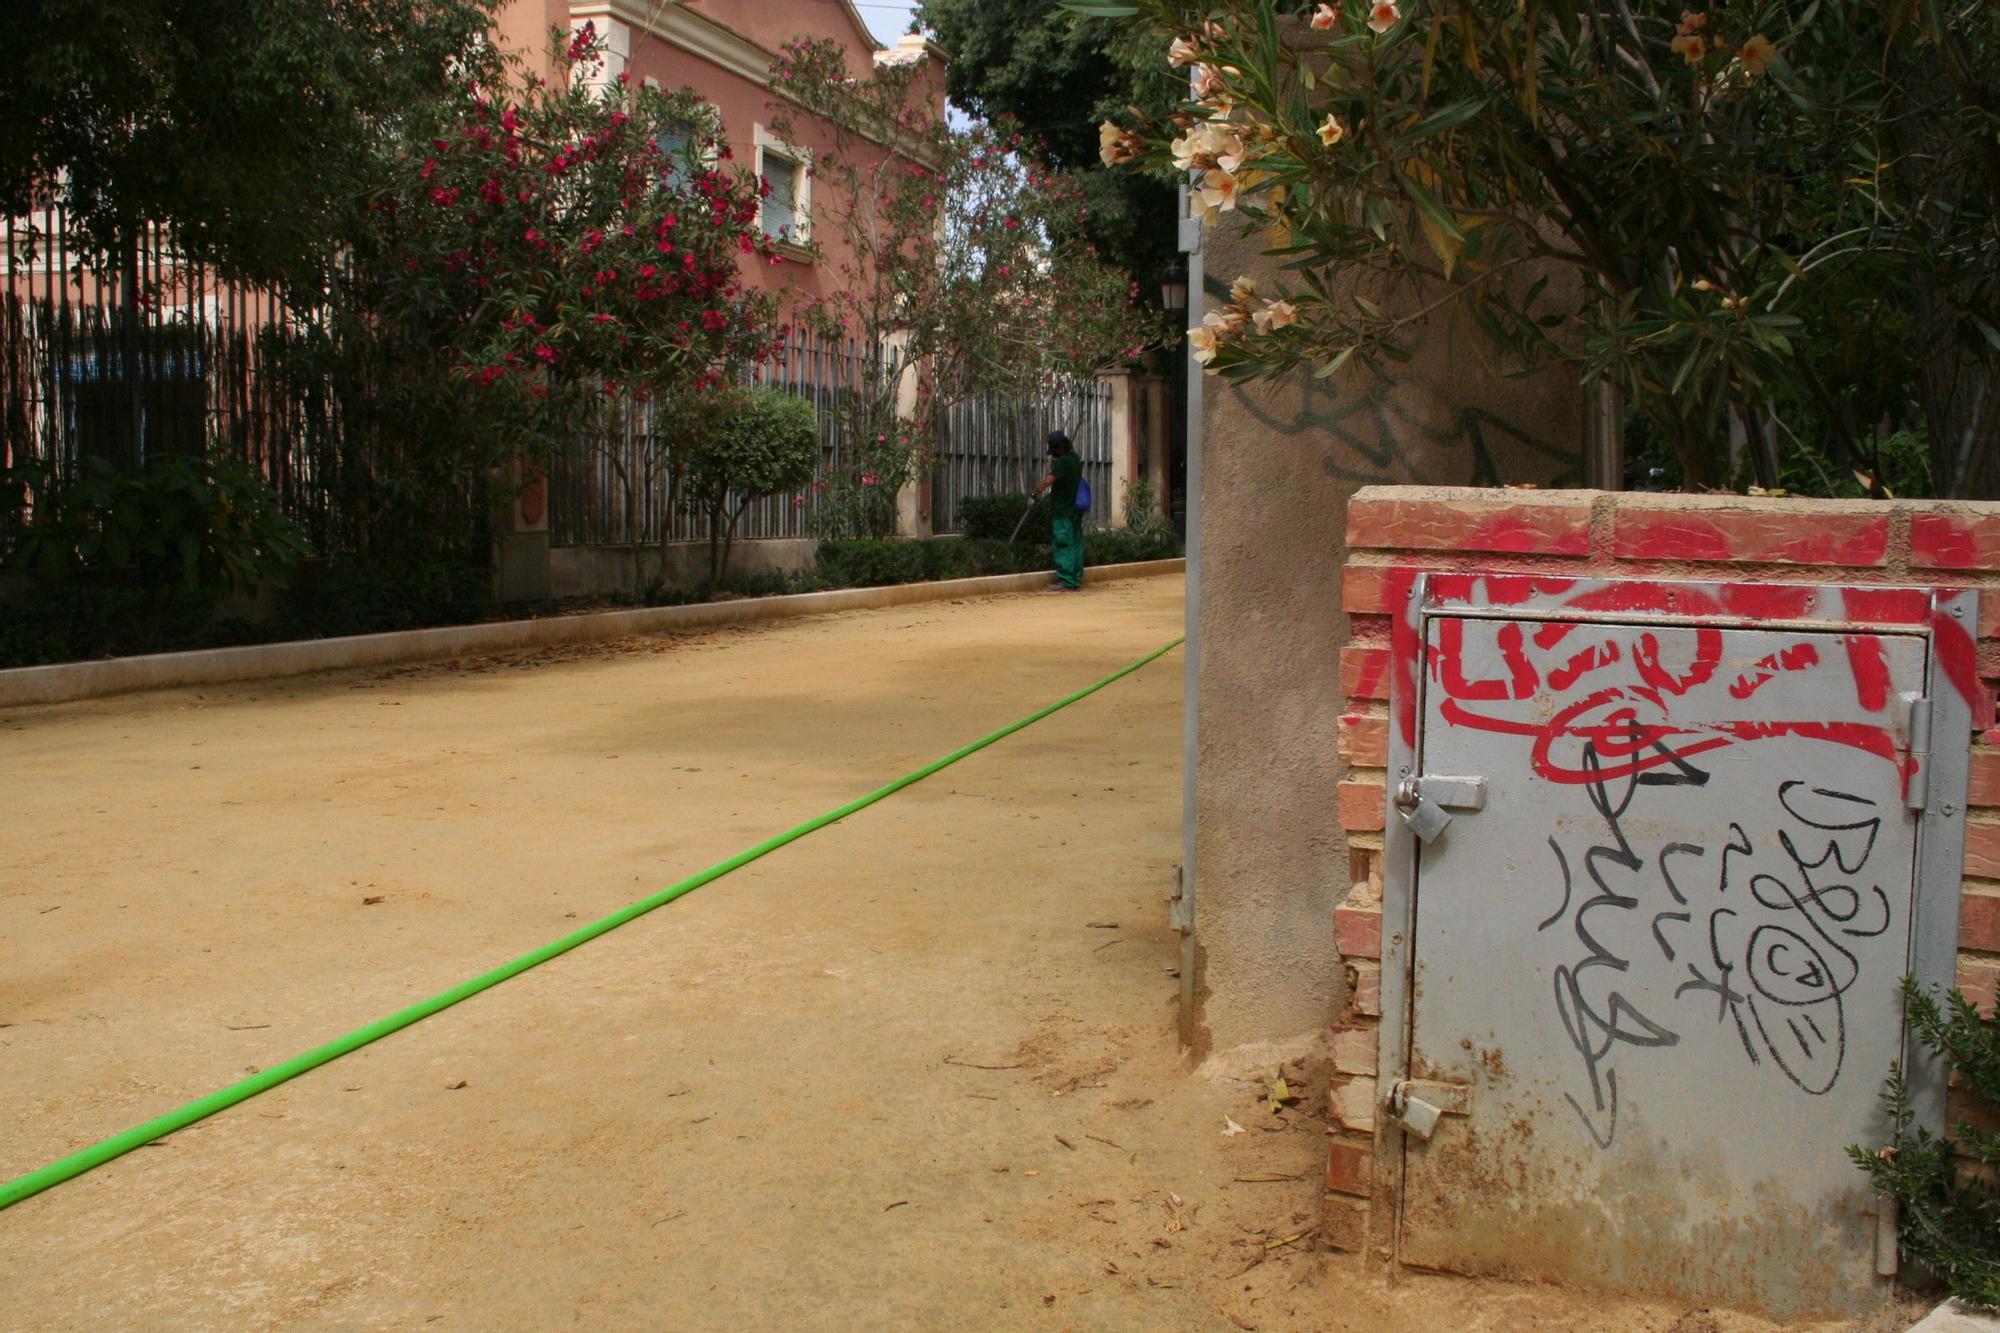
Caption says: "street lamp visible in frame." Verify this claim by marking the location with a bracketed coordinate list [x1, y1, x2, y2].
[1160, 261, 1188, 314]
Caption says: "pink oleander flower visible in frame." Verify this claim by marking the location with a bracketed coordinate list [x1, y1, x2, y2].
[1738, 33, 1776, 76]
[1099, 121, 1142, 167]
[1253, 299, 1299, 333]
[1311, 2, 1340, 28]
[1318, 114, 1347, 147]
[1368, 0, 1401, 32]
[1187, 322, 1221, 366]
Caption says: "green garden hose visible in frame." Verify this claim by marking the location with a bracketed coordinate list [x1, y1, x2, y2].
[0, 635, 1184, 1213]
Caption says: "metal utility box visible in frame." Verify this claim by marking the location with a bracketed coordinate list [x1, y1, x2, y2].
[1378, 574, 1975, 1320]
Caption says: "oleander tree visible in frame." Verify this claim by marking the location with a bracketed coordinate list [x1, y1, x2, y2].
[1073, 0, 1998, 496]
[282, 24, 786, 557]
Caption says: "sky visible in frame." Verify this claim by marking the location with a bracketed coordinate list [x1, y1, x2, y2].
[852, 0, 927, 45]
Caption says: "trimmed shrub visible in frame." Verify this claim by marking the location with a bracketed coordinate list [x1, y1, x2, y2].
[958, 492, 1050, 544]
[815, 539, 929, 587]
[682, 386, 821, 583]
[816, 530, 1178, 590]
[275, 558, 492, 638]
[1084, 529, 1182, 564]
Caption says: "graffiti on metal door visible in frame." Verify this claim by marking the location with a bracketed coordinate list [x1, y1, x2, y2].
[1428, 613, 1910, 1148]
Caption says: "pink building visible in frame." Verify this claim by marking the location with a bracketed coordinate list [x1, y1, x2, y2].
[492, 0, 948, 313]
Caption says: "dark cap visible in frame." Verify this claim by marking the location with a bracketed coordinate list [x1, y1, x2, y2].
[1046, 429, 1071, 453]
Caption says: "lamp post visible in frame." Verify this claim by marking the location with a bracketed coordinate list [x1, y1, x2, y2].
[1160, 261, 1188, 316]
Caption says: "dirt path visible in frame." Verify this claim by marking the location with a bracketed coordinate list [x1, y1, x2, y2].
[0, 575, 1869, 1330]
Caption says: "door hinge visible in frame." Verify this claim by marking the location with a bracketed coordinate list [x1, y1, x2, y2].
[1393, 775, 1487, 845]
[1904, 694, 1932, 812]
[1169, 863, 1191, 933]
[1875, 1195, 1900, 1277]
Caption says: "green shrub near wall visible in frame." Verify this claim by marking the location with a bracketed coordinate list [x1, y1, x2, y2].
[958, 492, 1052, 544]
[1083, 529, 1182, 565]
[815, 530, 1181, 588]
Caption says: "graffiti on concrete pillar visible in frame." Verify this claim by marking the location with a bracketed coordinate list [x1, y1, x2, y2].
[1221, 373, 1581, 488]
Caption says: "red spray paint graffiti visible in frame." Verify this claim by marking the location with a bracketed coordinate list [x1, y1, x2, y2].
[1387, 575, 1970, 789]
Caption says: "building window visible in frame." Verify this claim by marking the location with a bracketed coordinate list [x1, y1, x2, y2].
[652, 121, 691, 191]
[760, 148, 803, 243]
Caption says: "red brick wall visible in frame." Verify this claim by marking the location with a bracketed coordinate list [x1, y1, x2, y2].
[1327, 485, 2000, 1247]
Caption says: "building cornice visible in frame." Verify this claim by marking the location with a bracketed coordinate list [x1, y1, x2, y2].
[568, 0, 776, 89]
[569, 0, 943, 166]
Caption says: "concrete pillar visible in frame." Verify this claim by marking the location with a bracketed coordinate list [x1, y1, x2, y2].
[1187, 221, 1587, 1065]
[1104, 369, 1135, 526]
[569, 15, 630, 89]
[1136, 372, 1171, 516]
[889, 333, 931, 539]
[492, 456, 551, 603]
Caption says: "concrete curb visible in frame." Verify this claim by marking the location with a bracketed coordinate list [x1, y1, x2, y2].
[1910, 1300, 2000, 1332]
[0, 558, 1185, 709]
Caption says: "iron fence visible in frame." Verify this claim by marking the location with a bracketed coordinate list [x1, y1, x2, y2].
[4, 203, 1119, 563]
[0, 209, 343, 537]
[929, 376, 1113, 534]
[546, 328, 869, 547]
[0, 207, 485, 560]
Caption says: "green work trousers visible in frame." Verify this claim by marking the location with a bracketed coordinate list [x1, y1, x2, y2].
[1052, 513, 1084, 589]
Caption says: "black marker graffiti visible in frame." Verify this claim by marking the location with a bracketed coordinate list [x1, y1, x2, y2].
[1544, 729, 1894, 1145]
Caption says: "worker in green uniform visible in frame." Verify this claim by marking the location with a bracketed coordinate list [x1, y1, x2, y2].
[1034, 430, 1086, 590]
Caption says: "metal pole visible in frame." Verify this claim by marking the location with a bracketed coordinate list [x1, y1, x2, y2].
[1177, 186, 1204, 1047]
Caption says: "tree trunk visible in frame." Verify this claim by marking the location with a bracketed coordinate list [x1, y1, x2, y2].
[1887, 26, 2000, 498]
[1916, 278, 1999, 498]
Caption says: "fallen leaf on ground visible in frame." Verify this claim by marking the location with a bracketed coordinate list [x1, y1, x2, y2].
[1232, 1172, 1302, 1183]
[1086, 921, 1119, 929]
[445, 1080, 468, 1090]
[1222, 1117, 1246, 1136]
[884, 1200, 909, 1212]
[362, 895, 385, 905]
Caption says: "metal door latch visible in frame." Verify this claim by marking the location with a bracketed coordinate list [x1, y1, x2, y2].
[1386, 1081, 1444, 1139]
[1392, 775, 1486, 845]
[1386, 1078, 1472, 1140]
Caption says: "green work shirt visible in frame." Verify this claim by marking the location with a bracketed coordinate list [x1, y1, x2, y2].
[1051, 452, 1083, 511]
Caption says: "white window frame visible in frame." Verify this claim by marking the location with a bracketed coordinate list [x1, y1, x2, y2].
[752, 124, 811, 251]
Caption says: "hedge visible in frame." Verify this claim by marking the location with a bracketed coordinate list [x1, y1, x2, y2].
[957, 492, 1051, 544]
[815, 529, 1181, 588]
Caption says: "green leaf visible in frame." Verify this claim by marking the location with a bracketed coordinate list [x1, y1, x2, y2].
[1406, 99, 1489, 140]
[1394, 169, 1464, 243]
[1315, 345, 1357, 378]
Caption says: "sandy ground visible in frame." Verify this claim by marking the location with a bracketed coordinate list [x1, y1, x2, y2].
[0, 575, 1921, 1330]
